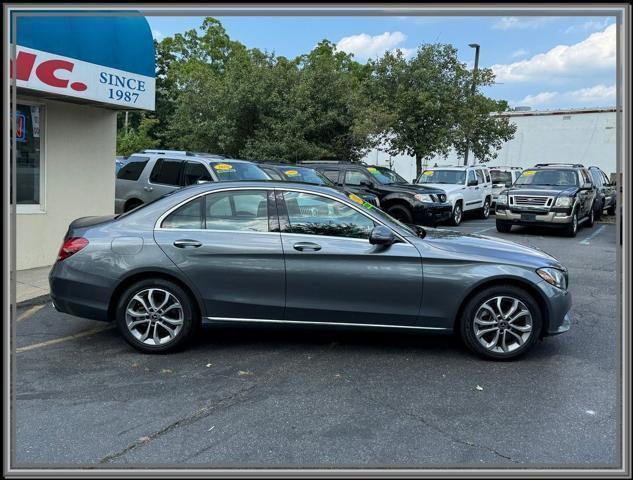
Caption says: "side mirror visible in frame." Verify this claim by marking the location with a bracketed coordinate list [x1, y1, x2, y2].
[467, 179, 478, 186]
[369, 225, 395, 246]
[360, 179, 373, 188]
[196, 179, 211, 184]
[581, 182, 592, 190]
[505, 181, 513, 188]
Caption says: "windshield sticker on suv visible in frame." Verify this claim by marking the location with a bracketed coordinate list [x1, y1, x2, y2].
[367, 167, 379, 174]
[423, 170, 434, 176]
[522, 170, 536, 176]
[348, 193, 375, 210]
[214, 163, 235, 171]
[284, 169, 300, 177]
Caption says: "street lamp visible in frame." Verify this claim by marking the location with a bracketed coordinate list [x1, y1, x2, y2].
[464, 43, 480, 166]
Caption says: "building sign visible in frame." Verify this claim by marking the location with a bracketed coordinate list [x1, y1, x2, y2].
[16, 111, 26, 142]
[11, 45, 155, 110]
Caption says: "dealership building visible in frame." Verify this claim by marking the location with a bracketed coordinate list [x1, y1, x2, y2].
[12, 14, 155, 270]
[363, 107, 618, 183]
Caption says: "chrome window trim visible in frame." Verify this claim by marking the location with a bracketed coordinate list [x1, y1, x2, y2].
[206, 316, 447, 331]
[154, 185, 411, 244]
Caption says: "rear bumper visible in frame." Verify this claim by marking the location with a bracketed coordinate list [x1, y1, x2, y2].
[49, 262, 112, 322]
[412, 203, 452, 226]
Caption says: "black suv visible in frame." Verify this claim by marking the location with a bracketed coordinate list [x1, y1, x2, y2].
[255, 162, 381, 207]
[495, 163, 597, 237]
[301, 161, 452, 226]
[588, 166, 617, 219]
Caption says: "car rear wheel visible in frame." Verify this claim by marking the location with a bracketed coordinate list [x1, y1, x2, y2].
[449, 202, 463, 226]
[386, 204, 413, 224]
[116, 279, 198, 353]
[480, 198, 491, 219]
[564, 210, 579, 237]
[460, 286, 542, 360]
[594, 199, 603, 220]
[587, 205, 595, 228]
[496, 220, 512, 233]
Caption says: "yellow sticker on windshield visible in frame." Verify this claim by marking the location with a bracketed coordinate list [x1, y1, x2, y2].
[284, 169, 300, 176]
[423, 170, 434, 176]
[214, 163, 234, 171]
[367, 167, 378, 173]
[522, 170, 536, 176]
[348, 193, 365, 205]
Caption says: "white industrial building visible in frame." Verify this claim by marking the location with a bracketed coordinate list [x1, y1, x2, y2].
[363, 107, 617, 183]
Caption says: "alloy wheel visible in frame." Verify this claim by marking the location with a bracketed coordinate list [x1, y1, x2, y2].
[473, 296, 533, 354]
[483, 200, 490, 218]
[453, 205, 462, 224]
[125, 288, 184, 346]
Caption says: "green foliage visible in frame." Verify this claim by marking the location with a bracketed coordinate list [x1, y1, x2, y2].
[117, 17, 515, 168]
[116, 115, 160, 157]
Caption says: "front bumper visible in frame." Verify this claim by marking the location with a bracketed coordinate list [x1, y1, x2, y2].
[495, 207, 573, 227]
[412, 203, 452, 226]
[536, 279, 572, 337]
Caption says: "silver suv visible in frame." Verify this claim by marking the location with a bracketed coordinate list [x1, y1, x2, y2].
[115, 150, 270, 213]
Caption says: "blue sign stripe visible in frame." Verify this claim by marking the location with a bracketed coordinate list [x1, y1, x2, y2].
[15, 14, 155, 78]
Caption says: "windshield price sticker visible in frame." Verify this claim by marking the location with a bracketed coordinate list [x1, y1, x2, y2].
[284, 169, 300, 176]
[423, 170, 434, 176]
[523, 170, 536, 176]
[348, 193, 365, 205]
[214, 163, 234, 171]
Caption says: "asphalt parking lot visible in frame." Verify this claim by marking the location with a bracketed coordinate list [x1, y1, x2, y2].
[13, 215, 620, 468]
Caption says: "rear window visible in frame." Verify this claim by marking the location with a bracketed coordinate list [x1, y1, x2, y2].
[490, 170, 512, 184]
[150, 159, 183, 186]
[116, 157, 148, 181]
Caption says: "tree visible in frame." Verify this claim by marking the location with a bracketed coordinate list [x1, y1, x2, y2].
[116, 115, 160, 157]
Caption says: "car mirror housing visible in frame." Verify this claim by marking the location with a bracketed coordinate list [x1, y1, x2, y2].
[505, 181, 513, 188]
[581, 182, 593, 190]
[369, 225, 395, 246]
[467, 180, 478, 186]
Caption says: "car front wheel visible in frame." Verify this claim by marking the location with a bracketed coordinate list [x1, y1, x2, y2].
[564, 210, 579, 237]
[116, 279, 198, 353]
[450, 202, 463, 226]
[496, 220, 512, 233]
[460, 286, 542, 360]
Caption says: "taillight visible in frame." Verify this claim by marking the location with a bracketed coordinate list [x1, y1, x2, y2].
[57, 237, 89, 261]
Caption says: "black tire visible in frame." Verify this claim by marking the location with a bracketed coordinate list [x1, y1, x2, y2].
[594, 199, 603, 221]
[459, 285, 543, 361]
[563, 209, 579, 237]
[386, 204, 413, 224]
[607, 202, 616, 216]
[496, 220, 512, 233]
[449, 202, 463, 226]
[124, 199, 143, 212]
[480, 197, 491, 219]
[116, 278, 198, 354]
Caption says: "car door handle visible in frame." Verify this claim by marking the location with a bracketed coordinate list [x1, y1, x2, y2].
[293, 242, 321, 252]
[144, 186, 153, 192]
[173, 239, 202, 248]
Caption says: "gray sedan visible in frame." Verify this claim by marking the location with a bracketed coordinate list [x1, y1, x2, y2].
[49, 182, 571, 360]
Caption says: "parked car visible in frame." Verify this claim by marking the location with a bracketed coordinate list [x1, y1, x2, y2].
[115, 156, 127, 174]
[495, 163, 597, 237]
[489, 166, 523, 207]
[300, 161, 451, 227]
[588, 166, 617, 218]
[50, 181, 571, 360]
[256, 162, 380, 207]
[115, 150, 270, 213]
[414, 165, 493, 226]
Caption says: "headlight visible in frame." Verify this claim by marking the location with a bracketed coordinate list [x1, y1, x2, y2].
[497, 194, 508, 205]
[414, 193, 434, 203]
[537, 267, 567, 290]
[555, 197, 573, 207]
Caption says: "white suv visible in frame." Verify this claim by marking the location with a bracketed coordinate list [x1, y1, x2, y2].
[414, 165, 493, 225]
[489, 166, 523, 206]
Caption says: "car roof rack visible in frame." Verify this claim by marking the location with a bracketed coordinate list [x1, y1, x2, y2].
[192, 152, 232, 159]
[488, 165, 523, 169]
[142, 149, 196, 156]
[533, 163, 584, 168]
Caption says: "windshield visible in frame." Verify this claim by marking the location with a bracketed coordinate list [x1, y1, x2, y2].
[515, 169, 579, 187]
[277, 166, 335, 186]
[417, 169, 466, 184]
[490, 170, 512, 184]
[209, 162, 269, 181]
[366, 166, 407, 185]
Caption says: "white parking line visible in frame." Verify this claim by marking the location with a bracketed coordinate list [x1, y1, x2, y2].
[473, 226, 496, 234]
[580, 225, 606, 245]
[17, 303, 47, 322]
[16, 325, 115, 353]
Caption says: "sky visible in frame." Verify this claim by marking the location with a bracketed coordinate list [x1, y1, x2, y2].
[147, 15, 617, 111]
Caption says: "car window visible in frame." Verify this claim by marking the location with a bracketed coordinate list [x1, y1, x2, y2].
[161, 197, 203, 229]
[320, 169, 341, 184]
[580, 169, 592, 185]
[344, 170, 372, 186]
[261, 167, 284, 180]
[278, 166, 333, 185]
[418, 169, 466, 184]
[515, 169, 579, 186]
[590, 169, 603, 187]
[484, 170, 491, 183]
[205, 190, 269, 232]
[116, 156, 148, 181]
[490, 170, 512, 185]
[467, 170, 477, 184]
[282, 191, 375, 239]
[208, 162, 269, 181]
[602, 171, 611, 186]
[367, 166, 407, 185]
[183, 161, 213, 186]
[475, 169, 485, 184]
[150, 158, 182, 186]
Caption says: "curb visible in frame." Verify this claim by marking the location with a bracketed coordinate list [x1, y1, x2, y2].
[16, 294, 51, 309]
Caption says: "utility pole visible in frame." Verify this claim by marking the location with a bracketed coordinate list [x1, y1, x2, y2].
[124, 111, 129, 135]
[463, 43, 480, 166]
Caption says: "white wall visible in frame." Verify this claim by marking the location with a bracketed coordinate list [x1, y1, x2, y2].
[16, 97, 117, 270]
[363, 110, 617, 182]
